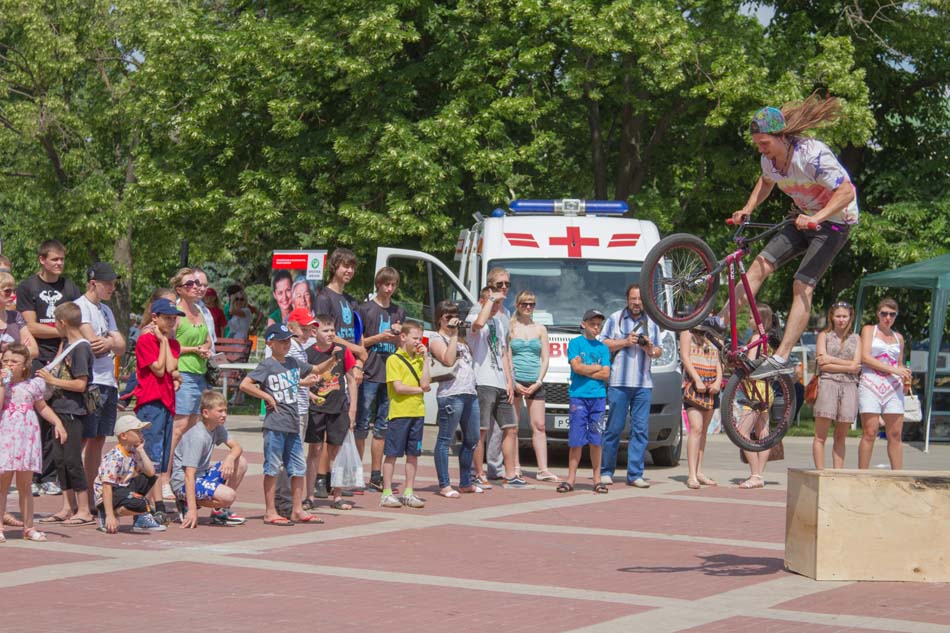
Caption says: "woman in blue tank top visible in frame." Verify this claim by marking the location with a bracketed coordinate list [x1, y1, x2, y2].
[506, 291, 556, 482]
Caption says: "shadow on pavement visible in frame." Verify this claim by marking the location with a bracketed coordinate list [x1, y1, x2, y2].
[618, 553, 784, 577]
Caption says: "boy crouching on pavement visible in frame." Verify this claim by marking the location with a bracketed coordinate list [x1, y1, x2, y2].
[95, 415, 161, 534]
[381, 320, 430, 509]
[240, 324, 320, 526]
[559, 309, 611, 494]
[171, 390, 248, 528]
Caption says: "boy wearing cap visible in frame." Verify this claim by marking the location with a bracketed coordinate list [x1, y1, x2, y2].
[75, 262, 127, 509]
[240, 324, 321, 526]
[135, 297, 182, 524]
[558, 309, 611, 494]
[95, 414, 161, 534]
[171, 391, 247, 528]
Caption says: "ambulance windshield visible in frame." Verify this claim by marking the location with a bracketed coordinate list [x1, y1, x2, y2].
[491, 259, 642, 329]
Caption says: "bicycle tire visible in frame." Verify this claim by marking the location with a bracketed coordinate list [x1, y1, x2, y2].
[641, 233, 720, 331]
[720, 367, 795, 452]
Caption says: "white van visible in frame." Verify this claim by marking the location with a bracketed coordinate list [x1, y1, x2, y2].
[374, 199, 683, 466]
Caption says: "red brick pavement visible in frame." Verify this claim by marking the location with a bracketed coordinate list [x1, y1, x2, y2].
[679, 616, 895, 633]
[776, 582, 950, 626]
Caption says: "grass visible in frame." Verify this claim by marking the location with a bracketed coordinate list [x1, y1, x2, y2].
[785, 407, 863, 438]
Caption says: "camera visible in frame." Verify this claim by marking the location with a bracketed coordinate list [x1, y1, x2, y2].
[637, 334, 647, 346]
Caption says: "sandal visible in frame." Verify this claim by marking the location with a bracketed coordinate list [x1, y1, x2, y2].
[23, 528, 47, 542]
[685, 479, 701, 490]
[697, 475, 718, 486]
[459, 485, 484, 494]
[302, 498, 318, 511]
[37, 513, 69, 524]
[331, 498, 354, 511]
[593, 483, 609, 494]
[291, 513, 324, 524]
[536, 470, 560, 482]
[738, 475, 765, 489]
[263, 517, 295, 526]
[62, 516, 96, 527]
[556, 482, 574, 493]
[3, 513, 23, 527]
[0, 531, 5, 544]
[438, 488, 460, 499]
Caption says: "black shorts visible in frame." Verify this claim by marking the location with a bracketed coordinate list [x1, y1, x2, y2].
[516, 381, 545, 402]
[759, 221, 850, 286]
[305, 410, 350, 446]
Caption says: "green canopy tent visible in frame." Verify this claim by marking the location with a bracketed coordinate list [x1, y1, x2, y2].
[855, 254, 950, 452]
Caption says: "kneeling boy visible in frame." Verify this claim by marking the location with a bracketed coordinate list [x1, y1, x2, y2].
[171, 390, 248, 528]
[95, 415, 161, 534]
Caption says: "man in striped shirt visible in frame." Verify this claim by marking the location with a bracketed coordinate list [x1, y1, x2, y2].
[597, 284, 662, 488]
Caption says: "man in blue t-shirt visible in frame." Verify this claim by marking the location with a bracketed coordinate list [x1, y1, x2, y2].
[559, 309, 611, 494]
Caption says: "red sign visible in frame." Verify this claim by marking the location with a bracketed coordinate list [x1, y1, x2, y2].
[271, 253, 310, 269]
[607, 233, 640, 248]
[505, 232, 540, 248]
[549, 226, 599, 258]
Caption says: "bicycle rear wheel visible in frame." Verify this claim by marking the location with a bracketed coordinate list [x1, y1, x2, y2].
[641, 233, 720, 331]
[720, 368, 795, 452]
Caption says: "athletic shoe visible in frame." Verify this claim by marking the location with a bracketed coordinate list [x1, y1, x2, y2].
[600, 475, 614, 485]
[40, 481, 62, 496]
[313, 478, 329, 499]
[31, 483, 41, 497]
[626, 478, 651, 489]
[132, 513, 167, 533]
[748, 355, 795, 379]
[504, 477, 528, 489]
[400, 494, 425, 509]
[380, 494, 402, 508]
[211, 508, 246, 526]
[175, 498, 188, 523]
[161, 483, 175, 500]
[367, 478, 383, 492]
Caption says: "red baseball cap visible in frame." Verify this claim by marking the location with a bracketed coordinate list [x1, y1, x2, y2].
[287, 308, 317, 326]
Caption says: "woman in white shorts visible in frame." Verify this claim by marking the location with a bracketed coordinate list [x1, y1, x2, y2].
[812, 302, 861, 468]
[857, 298, 912, 470]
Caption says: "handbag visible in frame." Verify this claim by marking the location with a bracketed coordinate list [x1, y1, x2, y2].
[428, 334, 458, 383]
[904, 389, 923, 423]
[804, 372, 820, 406]
[682, 379, 714, 411]
[204, 360, 220, 388]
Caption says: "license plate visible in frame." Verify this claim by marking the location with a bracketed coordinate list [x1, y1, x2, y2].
[554, 415, 570, 429]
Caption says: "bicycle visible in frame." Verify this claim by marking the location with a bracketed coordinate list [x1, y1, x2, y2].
[639, 218, 815, 452]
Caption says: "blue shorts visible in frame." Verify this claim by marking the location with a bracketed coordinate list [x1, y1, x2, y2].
[83, 385, 118, 439]
[262, 429, 306, 478]
[568, 397, 606, 448]
[355, 380, 390, 440]
[175, 461, 225, 501]
[384, 417, 424, 458]
[138, 401, 174, 473]
[174, 371, 207, 416]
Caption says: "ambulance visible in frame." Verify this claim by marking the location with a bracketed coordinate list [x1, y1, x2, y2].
[374, 199, 683, 466]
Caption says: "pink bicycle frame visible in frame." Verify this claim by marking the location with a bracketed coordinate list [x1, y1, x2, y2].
[722, 248, 769, 366]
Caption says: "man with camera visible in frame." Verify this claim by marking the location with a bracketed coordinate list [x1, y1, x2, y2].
[597, 284, 662, 488]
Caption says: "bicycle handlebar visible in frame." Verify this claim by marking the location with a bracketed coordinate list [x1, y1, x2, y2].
[726, 218, 818, 230]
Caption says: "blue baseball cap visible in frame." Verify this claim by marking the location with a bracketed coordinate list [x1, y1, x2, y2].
[150, 298, 185, 316]
[264, 323, 293, 341]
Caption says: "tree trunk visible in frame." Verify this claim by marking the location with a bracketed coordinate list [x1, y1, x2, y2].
[112, 224, 133, 340]
[585, 80, 607, 199]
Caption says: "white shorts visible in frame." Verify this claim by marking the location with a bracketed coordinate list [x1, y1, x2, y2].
[858, 385, 904, 415]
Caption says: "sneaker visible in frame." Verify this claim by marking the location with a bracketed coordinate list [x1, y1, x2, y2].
[211, 508, 247, 526]
[400, 494, 425, 509]
[132, 513, 167, 533]
[152, 510, 169, 526]
[626, 478, 651, 489]
[175, 498, 188, 523]
[380, 494, 402, 508]
[161, 483, 175, 500]
[600, 475, 614, 486]
[31, 483, 41, 497]
[40, 481, 62, 496]
[748, 355, 795, 379]
[367, 478, 383, 492]
[504, 477, 528, 489]
[313, 478, 329, 499]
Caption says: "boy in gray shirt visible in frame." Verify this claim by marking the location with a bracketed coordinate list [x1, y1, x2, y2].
[171, 390, 247, 528]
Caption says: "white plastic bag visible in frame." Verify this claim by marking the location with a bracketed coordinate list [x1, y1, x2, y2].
[904, 393, 923, 423]
[331, 430, 365, 489]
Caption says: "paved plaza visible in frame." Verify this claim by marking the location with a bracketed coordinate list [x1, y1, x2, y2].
[2, 417, 949, 633]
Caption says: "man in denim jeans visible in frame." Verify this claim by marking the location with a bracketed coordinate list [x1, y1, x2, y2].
[597, 285, 662, 488]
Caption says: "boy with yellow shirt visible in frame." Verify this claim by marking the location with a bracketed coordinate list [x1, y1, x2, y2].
[381, 321, 430, 509]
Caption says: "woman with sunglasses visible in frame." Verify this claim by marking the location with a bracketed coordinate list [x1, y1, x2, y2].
[224, 284, 262, 340]
[0, 272, 38, 359]
[812, 302, 861, 468]
[858, 298, 912, 470]
[506, 290, 556, 482]
[430, 300, 483, 496]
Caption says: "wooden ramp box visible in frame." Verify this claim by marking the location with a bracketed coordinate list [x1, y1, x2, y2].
[785, 468, 950, 581]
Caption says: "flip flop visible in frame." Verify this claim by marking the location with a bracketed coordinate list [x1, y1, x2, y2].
[556, 482, 574, 493]
[62, 517, 96, 527]
[459, 485, 484, 494]
[536, 471, 560, 482]
[685, 479, 702, 490]
[37, 514, 69, 524]
[263, 517, 295, 526]
[3, 513, 23, 527]
[292, 514, 324, 524]
[593, 483, 609, 494]
[438, 488, 460, 498]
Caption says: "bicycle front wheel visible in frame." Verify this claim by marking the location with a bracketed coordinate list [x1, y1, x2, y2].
[641, 233, 720, 331]
[721, 368, 795, 452]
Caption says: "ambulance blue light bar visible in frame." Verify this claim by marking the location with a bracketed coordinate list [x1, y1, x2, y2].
[509, 199, 628, 216]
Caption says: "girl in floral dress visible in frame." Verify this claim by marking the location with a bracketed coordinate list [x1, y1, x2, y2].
[0, 344, 68, 542]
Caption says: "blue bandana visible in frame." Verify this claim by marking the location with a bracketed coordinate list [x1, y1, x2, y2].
[750, 107, 785, 134]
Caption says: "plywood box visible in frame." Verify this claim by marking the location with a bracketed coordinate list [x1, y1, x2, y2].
[785, 468, 950, 581]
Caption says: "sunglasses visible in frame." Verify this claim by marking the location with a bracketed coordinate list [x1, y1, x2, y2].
[519, 302, 536, 308]
[879, 310, 898, 318]
[493, 281, 511, 289]
[233, 295, 246, 301]
[832, 301, 852, 309]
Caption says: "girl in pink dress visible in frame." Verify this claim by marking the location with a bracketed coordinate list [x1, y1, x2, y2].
[0, 344, 68, 542]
